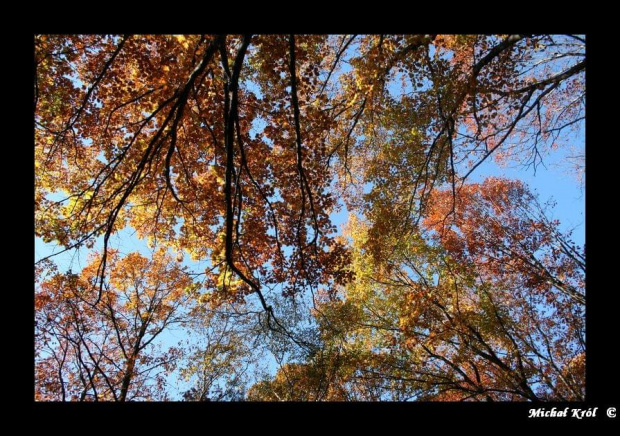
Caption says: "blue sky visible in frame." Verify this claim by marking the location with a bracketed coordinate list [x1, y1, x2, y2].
[465, 142, 585, 247]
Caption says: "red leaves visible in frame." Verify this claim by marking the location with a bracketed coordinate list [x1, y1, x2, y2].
[422, 177, 584, 305]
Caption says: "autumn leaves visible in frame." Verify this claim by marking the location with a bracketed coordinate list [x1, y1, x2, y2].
[35, 35, 585, 401]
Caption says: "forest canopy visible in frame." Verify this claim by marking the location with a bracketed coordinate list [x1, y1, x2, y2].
[34, 34, 585, 401]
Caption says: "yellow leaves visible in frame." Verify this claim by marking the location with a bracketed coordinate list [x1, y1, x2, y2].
[184, 282, 201, 296]
[33, 34, 587, 401]
[62, 189, 94, 217]
[174, 34, 190, 50]
[216, 268, 245, 294]
[196, 292, 212, 305]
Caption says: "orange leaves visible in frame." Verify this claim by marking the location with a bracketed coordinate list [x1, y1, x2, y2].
[422, 177, 584, 306]
[35, 249, 196, 401]
[36, 34, 350, 306]
[319, 175, 586, 401]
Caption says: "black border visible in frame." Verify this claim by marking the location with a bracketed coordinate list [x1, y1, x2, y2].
[26, 30, 616, 427]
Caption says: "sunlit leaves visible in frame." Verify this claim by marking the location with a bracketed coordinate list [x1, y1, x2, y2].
[35, 34, 585, 401]
[35, 250, 194, 401]
[250, 179, 585, 401]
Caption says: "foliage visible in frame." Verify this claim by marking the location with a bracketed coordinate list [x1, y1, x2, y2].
[35, 34, 585, 401]
[35, 249, 192, 401]
[249, 180, 585, 401]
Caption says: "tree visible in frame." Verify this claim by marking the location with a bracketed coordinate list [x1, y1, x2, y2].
[249, 180, 585, 401]
[35, 34, 585, 401]
[35, 249, 193, 401]
[35, 34, 583, 315]
[179, 302, 262, 401]
[422, 177, 585, 306]
[337, 34, 584, 246]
